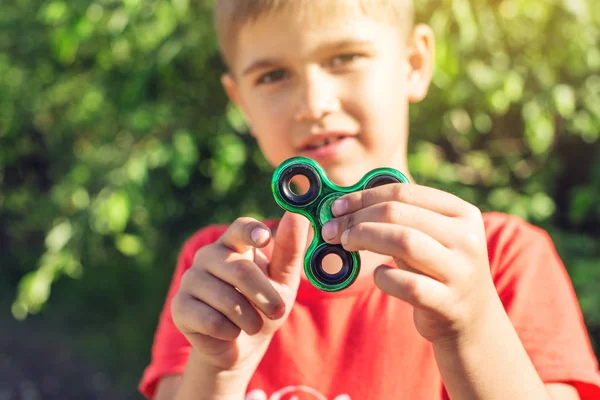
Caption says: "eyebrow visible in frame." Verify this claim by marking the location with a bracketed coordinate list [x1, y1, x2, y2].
[242, 58, 282, 77]
[241, 39, 374, 77]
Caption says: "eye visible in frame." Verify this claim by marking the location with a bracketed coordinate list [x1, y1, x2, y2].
[256, 69, 289, 85]
[330, 53, 363, 68]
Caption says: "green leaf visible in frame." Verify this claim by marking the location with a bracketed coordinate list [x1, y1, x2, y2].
[115, 234, 144, 256]
[45, 219, 73, 252]
[553, 84, 576, 117]
[92, 189, 131, 234]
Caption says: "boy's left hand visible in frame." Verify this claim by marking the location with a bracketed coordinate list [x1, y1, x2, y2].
[321, 183, 502, 345]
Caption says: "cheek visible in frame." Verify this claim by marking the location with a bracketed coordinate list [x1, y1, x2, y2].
[348, 80, 407, 135]
[250, 91, 292, 131]
[370, 64, 408, 107]
[245, 92, 296, 165]
[348, 63, 407, 115]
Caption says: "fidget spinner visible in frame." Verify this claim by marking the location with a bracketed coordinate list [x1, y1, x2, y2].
[271, 157, 410, 292]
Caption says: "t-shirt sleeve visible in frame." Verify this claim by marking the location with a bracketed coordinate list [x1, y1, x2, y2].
[488, 213, 600, 399]
[138, 225, 227, 399]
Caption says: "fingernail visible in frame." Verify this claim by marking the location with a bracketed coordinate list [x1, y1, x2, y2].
[332, 199, 347, 216]
[322, 221, 338, 240]
[270, 303, 286, 320]
[251, 227, 269, 245]
[341, 230, 349, 247]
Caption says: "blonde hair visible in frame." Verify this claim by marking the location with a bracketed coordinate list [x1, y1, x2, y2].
[214, 0, 414, 69]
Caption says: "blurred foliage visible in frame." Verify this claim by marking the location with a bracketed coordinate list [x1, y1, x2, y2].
[0, 0, 599, 397]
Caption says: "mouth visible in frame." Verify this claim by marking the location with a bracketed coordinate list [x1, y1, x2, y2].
[303, 136, 344, 150]
[298, 133, 352, 151]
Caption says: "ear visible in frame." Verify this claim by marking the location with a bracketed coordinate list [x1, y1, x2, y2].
[406, 24, 435, 103]
[221, 73, 254, 128]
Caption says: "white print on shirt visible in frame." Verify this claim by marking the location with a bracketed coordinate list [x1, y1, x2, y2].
[246, 386, 351, 400]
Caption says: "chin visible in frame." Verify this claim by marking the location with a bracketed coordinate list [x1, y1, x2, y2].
[324, 164, 366, 188]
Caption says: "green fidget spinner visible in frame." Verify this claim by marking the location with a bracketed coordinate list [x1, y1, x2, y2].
[271, 156, 410, 292]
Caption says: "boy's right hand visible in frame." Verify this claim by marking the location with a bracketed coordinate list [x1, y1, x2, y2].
[171, 211, 310, 375]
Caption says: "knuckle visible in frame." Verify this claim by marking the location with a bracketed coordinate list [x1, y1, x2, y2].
[218, 288, 240, 311]
[193, 246, 210, 266]
[242, 307, 264, 333]
[403, 277, 423, 304]
[180, 266, 202, 287]
[225, 217, 256, 244]
[234, 216, 253, 226]
[246, 319, 263, 336]
[229, 259, 255, 283]
[344, 223, 357, 243]
[391, 183, 406, 202]
[239, 217, 257, 238]
[170, 292, 185, 321]
[464, 203, 482, 220]
[361, 189, 371, 210]
[462, 231, 484, 250]
[235, 217, 257, 234]
[202, 309, 230, 336]
[344, 212, 356, 231]
[381, 202, 400, 222]
[353, 222, 371, 239]
[352, 222, 366, 236]
[253, 318, 265, 334]
[170, 293, 196, 333]
[395, 229, 414, 250]
[462, 262, 478, 284]
[344, 222, 365, 249]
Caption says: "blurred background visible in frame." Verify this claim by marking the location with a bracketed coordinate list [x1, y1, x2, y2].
[1, 0, 599, 398]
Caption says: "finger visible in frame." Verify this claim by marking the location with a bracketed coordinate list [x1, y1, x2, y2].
[340, 222, 455, 283]
[180, 268, 264, 335]
[253, 247, 270, 275]
[374, 265, 451, 312]
[322, 201, 456, 248]
[332, 183, 469, 218]
[185, 332, 231, 355]
[218, 217, 272, 254]
[393, 257, 421, 275]
[171, 292, 241, 341]
[207, 253, 285, 319]
[269, 211, 311, 287]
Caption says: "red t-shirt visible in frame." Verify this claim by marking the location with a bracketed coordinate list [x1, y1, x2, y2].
[139, 212, 600, 399]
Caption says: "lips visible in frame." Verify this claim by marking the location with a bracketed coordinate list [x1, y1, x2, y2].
[304, 136, 343, 149]
[297, 134, 354, 163]
[297, 132, 353, 151]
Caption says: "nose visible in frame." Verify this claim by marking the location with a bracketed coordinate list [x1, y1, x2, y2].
[293, 67, 341, 122]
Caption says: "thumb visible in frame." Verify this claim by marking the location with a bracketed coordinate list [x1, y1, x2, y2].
[269, 211, 311, 287]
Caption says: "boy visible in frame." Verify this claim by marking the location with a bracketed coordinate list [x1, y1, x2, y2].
[139, 0, 600, 399]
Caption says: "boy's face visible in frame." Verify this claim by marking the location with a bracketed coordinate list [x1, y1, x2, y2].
[222, 6, 434, 188]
